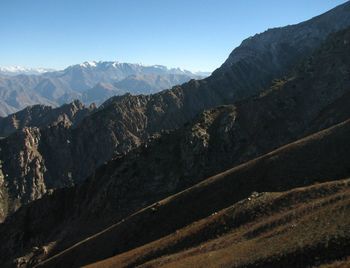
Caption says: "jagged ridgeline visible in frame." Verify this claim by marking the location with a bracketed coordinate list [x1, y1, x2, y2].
[0, 2, 350, 268]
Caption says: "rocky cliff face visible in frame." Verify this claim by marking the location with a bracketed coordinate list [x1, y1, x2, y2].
[215, 1, 350, 97]
[0, 100, 95, 138]
[0, 2, 349, 223]
[1, 128, 46, 218]
[0, 160, 8, 222]
[0, 101, 95, 220]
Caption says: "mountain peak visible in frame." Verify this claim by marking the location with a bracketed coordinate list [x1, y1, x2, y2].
[79, 61, 98, 68]
[71, 61, 203, 75]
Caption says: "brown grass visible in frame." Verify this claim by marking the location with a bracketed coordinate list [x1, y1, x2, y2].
[88, 179, 350, 268]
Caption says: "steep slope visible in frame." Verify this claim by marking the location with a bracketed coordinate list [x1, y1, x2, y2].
[6, 116, 350, 268]
[88, 179, 350, 268]
[212, 1, 350, 99]
[0, 101, 95, 220]
[1, 16, 350, 223]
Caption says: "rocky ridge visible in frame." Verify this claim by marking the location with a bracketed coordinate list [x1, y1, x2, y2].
[0, 100, 96, 138]
[0, 101, 95, 220]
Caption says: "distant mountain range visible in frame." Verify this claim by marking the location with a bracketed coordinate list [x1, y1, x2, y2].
[0, 66, 55, 76]
[0, 62, 209, 116]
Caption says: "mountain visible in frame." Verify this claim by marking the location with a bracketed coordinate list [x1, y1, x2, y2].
[0, 74, 57, 116]
[49, 62, 203, 93]
[32, 117, 350, 268]
[0, 1, 349, 220]
[0, 62, 206, 116]
[2, 78, 350, 267]
[0, 2, 350, 267]
[0, 3, 350, 267]
[113, 73, 199, 95]
[81, 82, 122, 105]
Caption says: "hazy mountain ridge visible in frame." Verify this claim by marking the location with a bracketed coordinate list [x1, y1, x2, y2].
[0, 66, 55, 76]
[0, 62, 206, 116]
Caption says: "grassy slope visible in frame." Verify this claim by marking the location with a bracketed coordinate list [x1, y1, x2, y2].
[90, 178, 350, 268]
[38, 118, 350, 268]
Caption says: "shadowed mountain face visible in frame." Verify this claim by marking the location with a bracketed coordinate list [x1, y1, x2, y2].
[0, 6, 350, 266]
[0, 101, 96, 219]
[0, 63, 206, 116]
[2, 107, 350, 267]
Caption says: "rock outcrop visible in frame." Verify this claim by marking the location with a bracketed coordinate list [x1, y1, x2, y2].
[0, 101, 95, 219]
[0, 100, 95, 138]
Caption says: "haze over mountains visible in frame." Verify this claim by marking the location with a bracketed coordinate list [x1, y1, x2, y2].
[0, 1, 350, 268]
[0, 62, 208, 116]
[0, 66, 55, 76]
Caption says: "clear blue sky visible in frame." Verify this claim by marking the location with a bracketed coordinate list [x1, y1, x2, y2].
[0, 0, 347, 72]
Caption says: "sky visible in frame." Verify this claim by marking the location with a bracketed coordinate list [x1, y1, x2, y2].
[0, 0, 348, 72]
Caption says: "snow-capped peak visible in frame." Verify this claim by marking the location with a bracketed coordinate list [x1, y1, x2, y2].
[112, 62, 120, 68]
[64, 61, 209, 77]
[79, 61, 98, 68]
